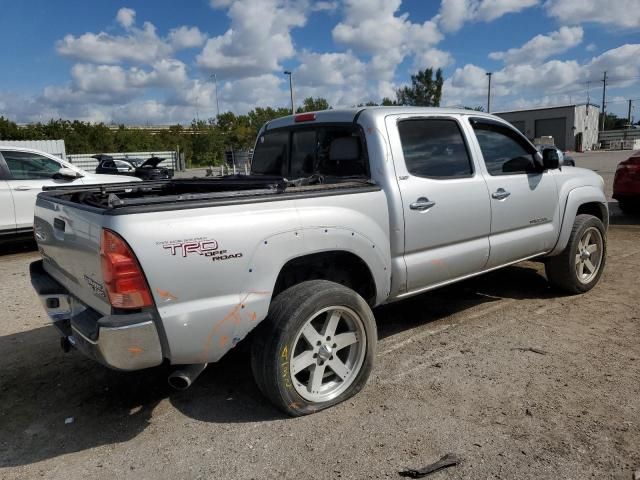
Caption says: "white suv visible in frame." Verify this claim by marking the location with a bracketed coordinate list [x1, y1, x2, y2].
[0, 146, 139, 240]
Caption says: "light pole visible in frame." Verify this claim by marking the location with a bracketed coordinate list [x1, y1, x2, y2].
[486, 72, 493, 113]
[284, 70, 295, 114]
[210, 73, 220, 120]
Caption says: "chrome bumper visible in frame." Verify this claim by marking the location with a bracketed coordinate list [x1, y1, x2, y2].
[30, 260, 163, 371]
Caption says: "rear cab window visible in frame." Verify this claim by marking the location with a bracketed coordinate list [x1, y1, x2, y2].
[251, 124, 368, 180]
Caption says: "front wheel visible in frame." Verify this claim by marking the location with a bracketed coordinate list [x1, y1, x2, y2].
[251, 280, 377, 416]
[545, 214, 606, 293]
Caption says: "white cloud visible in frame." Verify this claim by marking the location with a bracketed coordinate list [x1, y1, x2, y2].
[57, 10, 205, 64]
[116, 7, 136, 29]
[443, 43, 640, 111]
[489, 26, 583, 64]
[311, 1, 337, 12]
[168, 26, 207, 49]
[586, 43, 597, 52]
[437, 0, 539, 33]
[196, 0, 307, 77]
[545, 0, 640, 29]
[413, 48, 454, 71]
[332, 0, 443, 84]
[57, 21, 172, 64]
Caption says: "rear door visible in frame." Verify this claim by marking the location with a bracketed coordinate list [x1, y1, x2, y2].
[468, 119, 560, 268]
[1, 150, 83, 229]
[386, 115, 491, 292]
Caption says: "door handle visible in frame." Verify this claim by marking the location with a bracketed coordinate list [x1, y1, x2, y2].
[491, 188, 511, 200]
[410, 197, 436, 211]
[13, 186, 32, 191]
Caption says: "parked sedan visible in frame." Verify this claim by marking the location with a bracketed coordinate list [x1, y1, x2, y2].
[613, 150, 640, 213]
[95, 154, 173, 180]
[0, 146, 139, 241]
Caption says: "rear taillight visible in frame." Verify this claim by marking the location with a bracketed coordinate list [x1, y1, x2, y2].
[100, 229, 153, 309]
[294, 113, 316, 122]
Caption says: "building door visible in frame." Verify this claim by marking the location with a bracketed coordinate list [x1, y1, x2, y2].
[535, 117, 567, 150]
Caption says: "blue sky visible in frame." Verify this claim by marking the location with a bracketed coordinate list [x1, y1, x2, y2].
[0, 0, 638, 124]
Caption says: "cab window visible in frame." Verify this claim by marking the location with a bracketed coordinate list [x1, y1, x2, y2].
[2, 151, 62, 180]
[471, 120, 538, 175]
[252, 125, 367, 179]
[397, 119, 473, 178]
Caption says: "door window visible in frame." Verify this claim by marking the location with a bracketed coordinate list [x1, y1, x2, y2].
[397, 119, 473, 178]
[115, 160, 132, 170]
[471, 121, 538, 175]
[2, 151, 62, 180]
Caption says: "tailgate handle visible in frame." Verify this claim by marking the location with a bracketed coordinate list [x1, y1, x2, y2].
[53, 218, 66, 232]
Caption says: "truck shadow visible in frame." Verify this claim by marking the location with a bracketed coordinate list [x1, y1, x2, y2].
[0, 262, 564, 468]
[608, 201, 640, 226]
[0, 238, 37, 256]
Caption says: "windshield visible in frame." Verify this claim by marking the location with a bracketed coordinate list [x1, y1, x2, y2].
[251, 124, 367, 179]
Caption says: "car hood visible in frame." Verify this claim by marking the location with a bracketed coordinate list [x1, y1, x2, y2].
[81, 173, 142, 183]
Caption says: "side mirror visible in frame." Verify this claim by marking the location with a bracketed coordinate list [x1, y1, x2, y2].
[542, 148, 560, 170]
[54, 167, 82, 179]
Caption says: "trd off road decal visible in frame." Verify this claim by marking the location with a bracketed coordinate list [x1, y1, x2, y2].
[84, 275, 107, 298]
[157, 237, 243, 262]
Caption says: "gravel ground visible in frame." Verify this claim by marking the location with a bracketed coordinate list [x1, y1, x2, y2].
[1, 155, 639, 479]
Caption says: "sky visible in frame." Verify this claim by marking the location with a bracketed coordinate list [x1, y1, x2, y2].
[0, 0, 639, 125]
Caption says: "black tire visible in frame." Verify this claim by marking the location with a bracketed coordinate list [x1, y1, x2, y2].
[545, 214, 607, 294]
[251, 280, 377, 416]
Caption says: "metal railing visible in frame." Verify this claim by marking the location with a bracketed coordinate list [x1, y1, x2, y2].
[66, 150, 179, 172]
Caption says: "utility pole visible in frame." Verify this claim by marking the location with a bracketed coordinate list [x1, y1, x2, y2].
[628, 99, 633, 128]
[486, 72, 493, 113]
[600, 71, 607, 131]
[284, 71, 295, 114]
[210, 73, 221, 120]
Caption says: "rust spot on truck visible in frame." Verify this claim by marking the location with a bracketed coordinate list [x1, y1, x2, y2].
[128, 345, 144, 357]
[156, 288, 178, 301]
[199, 291, 270, 361]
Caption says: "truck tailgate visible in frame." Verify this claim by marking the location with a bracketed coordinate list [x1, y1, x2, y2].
[34, 196, 111, 316]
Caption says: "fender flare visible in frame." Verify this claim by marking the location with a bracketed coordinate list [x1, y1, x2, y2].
[548, 186, 608, 256]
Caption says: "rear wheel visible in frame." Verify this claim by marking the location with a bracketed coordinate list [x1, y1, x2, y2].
[545, 214, 606, 293]
[251, 280, 377, 416]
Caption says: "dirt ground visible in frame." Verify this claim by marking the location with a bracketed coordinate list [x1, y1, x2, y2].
[1, 199, 639, 479]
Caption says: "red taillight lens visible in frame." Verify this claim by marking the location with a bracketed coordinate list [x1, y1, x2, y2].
[100, 229, 153, 309]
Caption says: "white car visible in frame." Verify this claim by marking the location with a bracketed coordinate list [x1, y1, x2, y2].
[0, 146, 140, 240]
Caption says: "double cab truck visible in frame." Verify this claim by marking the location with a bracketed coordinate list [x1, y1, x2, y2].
[30, 107, 608, 416]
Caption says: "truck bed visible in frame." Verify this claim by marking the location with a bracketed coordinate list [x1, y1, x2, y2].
[40, 176, 380, 215]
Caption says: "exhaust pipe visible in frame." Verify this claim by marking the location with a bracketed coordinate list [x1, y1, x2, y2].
[168, 363, 207, 390]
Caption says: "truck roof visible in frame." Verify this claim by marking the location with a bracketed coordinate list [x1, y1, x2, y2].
[264, 106, 500, 131]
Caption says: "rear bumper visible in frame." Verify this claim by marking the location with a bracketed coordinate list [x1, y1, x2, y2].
[30, 260, 163, 371]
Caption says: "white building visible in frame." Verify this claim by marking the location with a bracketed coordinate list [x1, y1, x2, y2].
[494, 104, 600, 152]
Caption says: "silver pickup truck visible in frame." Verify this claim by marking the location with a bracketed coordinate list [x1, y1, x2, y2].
[30, 107, 608, 416]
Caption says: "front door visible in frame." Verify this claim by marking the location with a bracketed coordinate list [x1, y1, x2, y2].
[1, 150, 80, 229]
[468, 119, 560, 268]
[386, 115, 491, 293]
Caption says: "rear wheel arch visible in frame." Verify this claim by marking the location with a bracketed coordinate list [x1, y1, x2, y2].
[272, 250, 378, 306]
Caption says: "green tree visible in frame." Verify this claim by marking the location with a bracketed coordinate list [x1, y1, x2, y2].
[296, 97, 330, 113]
[395, 67, 444, 107]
